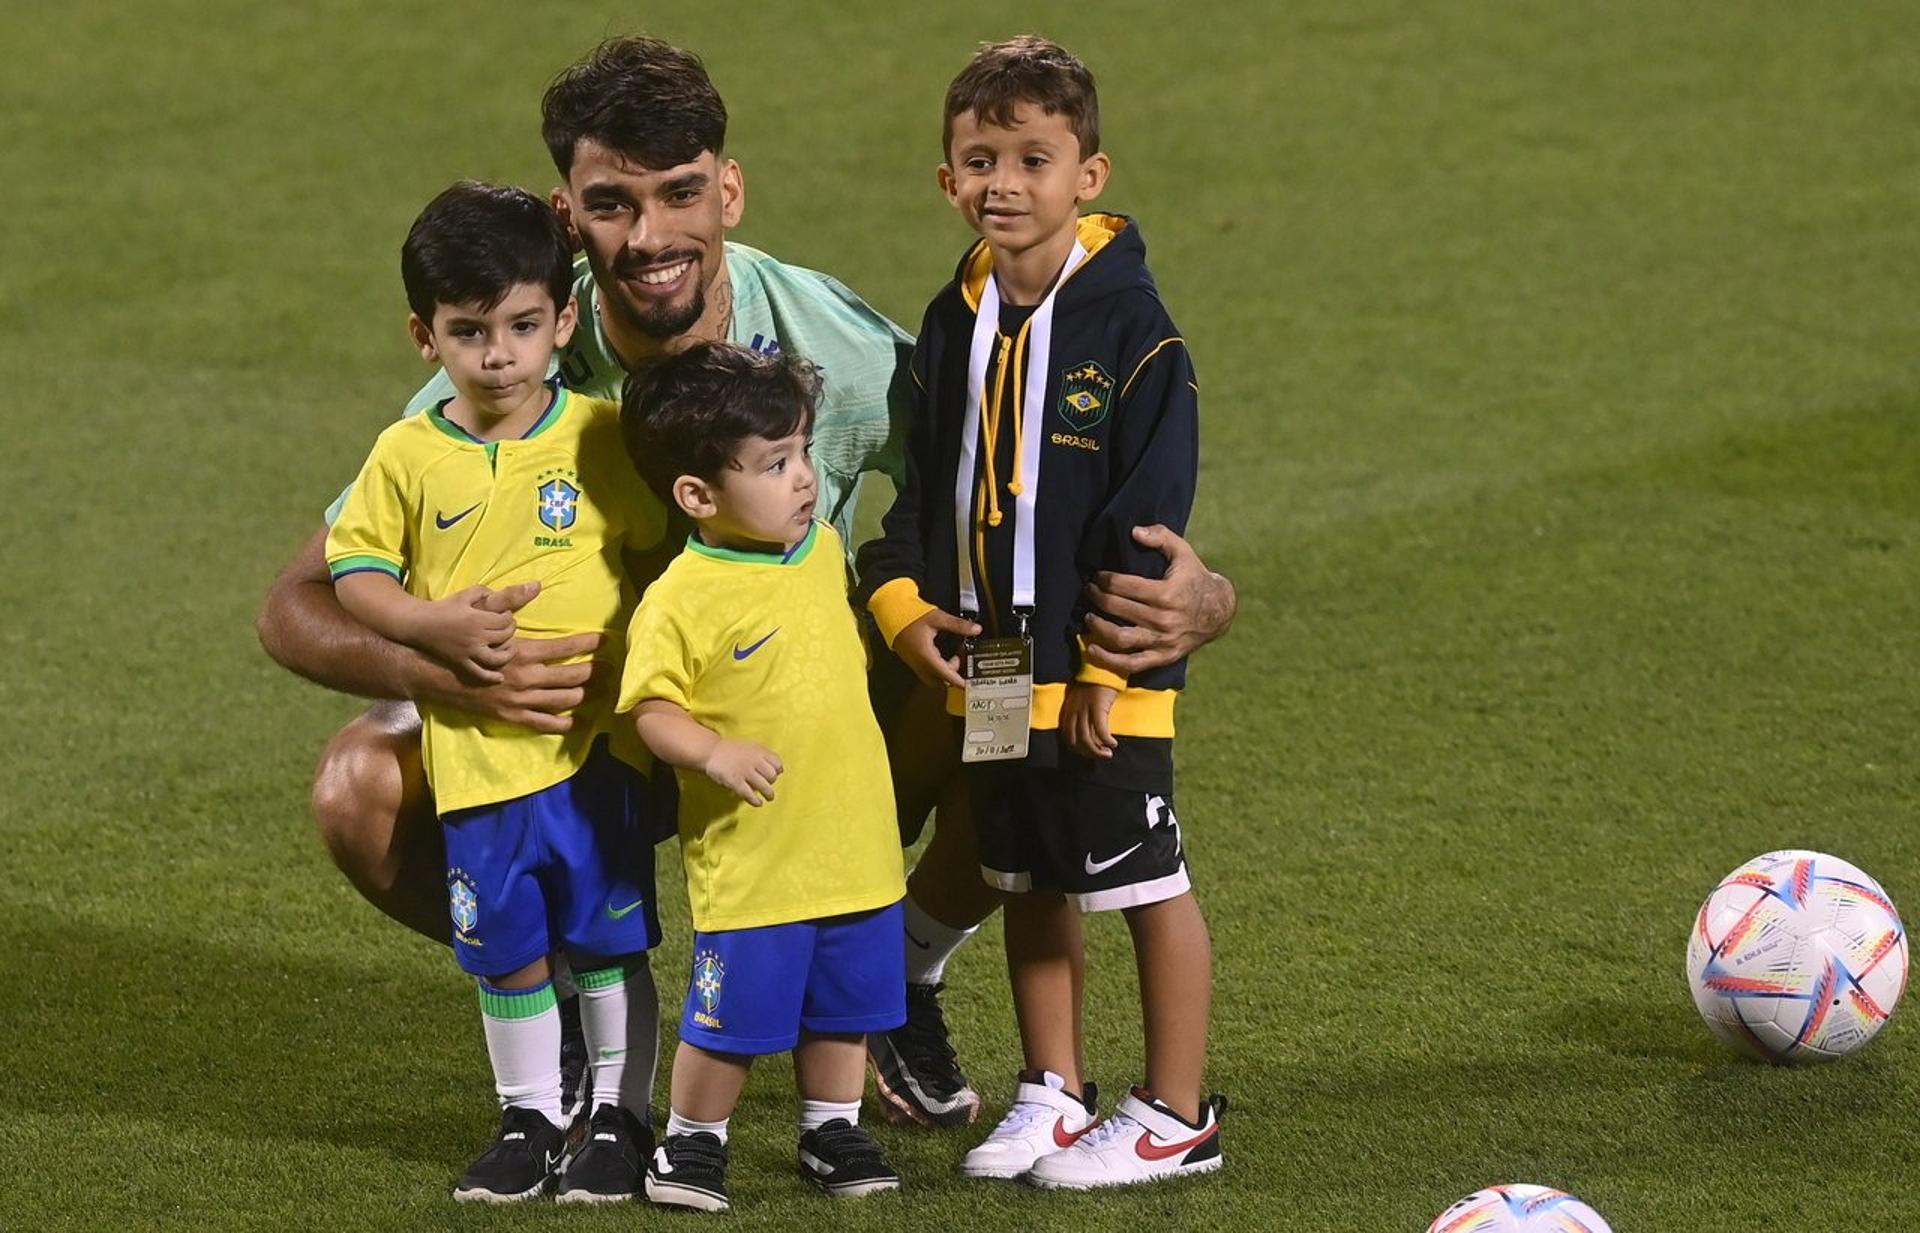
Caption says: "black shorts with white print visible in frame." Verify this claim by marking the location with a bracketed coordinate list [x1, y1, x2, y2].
[968, 759, 1189, 912]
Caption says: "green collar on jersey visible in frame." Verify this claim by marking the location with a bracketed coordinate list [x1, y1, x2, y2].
[426, 382, 568, 445]
[686, 520, 819, 566]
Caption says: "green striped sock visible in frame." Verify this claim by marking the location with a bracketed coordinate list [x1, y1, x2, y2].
[574, 956, 659, 1117]
[477, 978, 563, 1127]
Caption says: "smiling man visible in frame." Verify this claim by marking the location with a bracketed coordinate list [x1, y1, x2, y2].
[257, 37, 1237, 1188]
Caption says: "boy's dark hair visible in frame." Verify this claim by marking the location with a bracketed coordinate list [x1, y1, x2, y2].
[541, 36, 728, 176]
[622, 342, 820, 501]
[943, 35, 1100, 160]
[400, 182, 573, 324]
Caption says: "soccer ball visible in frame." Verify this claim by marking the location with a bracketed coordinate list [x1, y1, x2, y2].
[1426, 1184, 1612, 1232]
[1686, 849, 1908, 1062]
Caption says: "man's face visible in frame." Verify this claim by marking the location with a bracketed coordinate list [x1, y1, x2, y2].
[561, 141, 744, 342]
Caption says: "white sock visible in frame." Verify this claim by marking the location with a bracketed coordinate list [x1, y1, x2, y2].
[477, 979, 564, 1129]
[798, 1097, 861, 1134]
[903, 894, 978, 985]
[575, 955, 659, 1119]
[667, 1109, 730, 1144]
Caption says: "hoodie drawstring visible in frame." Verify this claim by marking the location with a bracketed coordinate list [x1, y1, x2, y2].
[978, 318, 1035, 528]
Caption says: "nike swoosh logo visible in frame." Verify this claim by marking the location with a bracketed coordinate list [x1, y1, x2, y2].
[435, 502, 481, 529]
[1052, 1117, 1091, 1148]
[606, 899, 645, 920]
[1134, 1124, 1216, 1162]
[1084, 844, 1143, 876]
[905, 930, 932, 950]
[732, 627, 780, 660]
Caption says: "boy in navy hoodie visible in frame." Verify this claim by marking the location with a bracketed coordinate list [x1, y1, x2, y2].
[858, 35, 1220, 1189]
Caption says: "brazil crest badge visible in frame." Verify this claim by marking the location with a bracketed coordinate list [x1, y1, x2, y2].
[1058, 361, 1114, 433]
[537, 478, 580, 532]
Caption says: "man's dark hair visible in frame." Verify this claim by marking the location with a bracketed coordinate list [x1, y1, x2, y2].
[542, 36, 728, 176]
[400, 182, 573, 324]
[943, 35, 1100, 160]
[622, 342, 820, 501]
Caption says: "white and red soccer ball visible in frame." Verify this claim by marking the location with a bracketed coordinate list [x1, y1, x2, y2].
[1686, 849, 1907, 1062]
[1427, 1184, 1612, 1233]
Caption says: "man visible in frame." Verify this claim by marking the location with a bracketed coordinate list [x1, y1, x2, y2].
[257, 34, 1236, 1143]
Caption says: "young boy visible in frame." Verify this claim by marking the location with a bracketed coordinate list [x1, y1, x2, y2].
[617, 343, 907, 1211]
[857, 36, 1221, 1188]
[326, 182, 668, 1204]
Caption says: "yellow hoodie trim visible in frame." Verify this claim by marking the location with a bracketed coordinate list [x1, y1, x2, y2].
[959, 213, 1129, 311]
[1073, 634, 1129, 691]
[944, 681, 1177, 738]
[868, 576, 937, 648]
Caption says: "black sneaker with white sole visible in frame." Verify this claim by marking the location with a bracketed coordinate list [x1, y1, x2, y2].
[644, 1131, 731, 1212]
[556, 1104, 651, 1204]
[452, 1105, 566, 1203]
[868, 981, 981, 1128]
[797, 1119, 902, 1198]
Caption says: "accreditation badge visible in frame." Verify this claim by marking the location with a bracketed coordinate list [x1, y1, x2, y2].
[961, 635, 1033, 763]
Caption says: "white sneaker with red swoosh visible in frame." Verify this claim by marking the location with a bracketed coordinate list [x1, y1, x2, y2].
[1026, 1088, 1223, 1189]
[960, 1071, 1098, 1180]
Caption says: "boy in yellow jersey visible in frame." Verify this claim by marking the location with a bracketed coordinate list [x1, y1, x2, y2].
[326, 182, 668, 1204]
[858, 37, 1221, 1188]
[616, 343, 907, 1211]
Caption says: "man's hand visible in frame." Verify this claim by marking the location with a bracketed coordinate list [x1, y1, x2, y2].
[416, 581, 602, 734]
[892, 607, 982, 690]
[705, 739, 783, 806]
[1061, 682, 1119, 760]
[1082, 525, 1237, 676]
[411, 585, 517, 684]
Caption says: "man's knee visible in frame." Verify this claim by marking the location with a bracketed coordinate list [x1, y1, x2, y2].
[310, 703, 429, 888]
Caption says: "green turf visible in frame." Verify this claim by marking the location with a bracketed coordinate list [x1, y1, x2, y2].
[4, 1, 1918, 1228]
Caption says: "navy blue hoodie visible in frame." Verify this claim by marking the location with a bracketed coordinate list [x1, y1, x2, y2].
[859, 213, 1197, 777]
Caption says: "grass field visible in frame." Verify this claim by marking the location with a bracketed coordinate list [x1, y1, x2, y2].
[5, 2, 1919, 1229]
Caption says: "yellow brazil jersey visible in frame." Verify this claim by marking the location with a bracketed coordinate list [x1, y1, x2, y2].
[325, 387, 666, 813]
[617, 521, 904, 932]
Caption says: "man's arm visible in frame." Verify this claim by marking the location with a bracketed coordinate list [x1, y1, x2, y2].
[257, 527, 597, 734]
[1082, 525, 1237, 676]
[1077, 331, 1237, 677]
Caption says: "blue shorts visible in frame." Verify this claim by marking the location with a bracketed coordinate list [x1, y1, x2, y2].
[442, 740, 661, 978]
[678, 901, 906, 1055]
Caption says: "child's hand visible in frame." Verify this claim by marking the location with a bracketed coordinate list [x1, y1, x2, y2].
[704, 739, 783, 806]
[892, 608, 981, 689]
[414, 585, 518, 684]
[1061, 683, 1119, 760]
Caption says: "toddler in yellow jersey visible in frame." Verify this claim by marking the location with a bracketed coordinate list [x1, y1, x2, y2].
[615, 343, 907, 1211]
[326, 182, 669, 1204]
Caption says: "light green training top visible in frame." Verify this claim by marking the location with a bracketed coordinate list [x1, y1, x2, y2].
[328, 242, 913, 551]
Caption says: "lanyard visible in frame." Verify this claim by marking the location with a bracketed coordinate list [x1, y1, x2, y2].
[953, 242, 1089, 617]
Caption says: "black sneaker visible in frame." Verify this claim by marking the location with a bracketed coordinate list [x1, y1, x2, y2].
[558, 992, 592, 1150]
[556, 1104, 651, 1204]
[798, 1119, 901, 1198]
[868, 981, 981, 1127]
[644, 1131, 730, 1212]
[452, 1105, 566, 1203]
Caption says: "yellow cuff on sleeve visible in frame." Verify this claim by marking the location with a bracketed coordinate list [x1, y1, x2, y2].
[868, 577, 937, 649]
[1074, 635, 1128, 691]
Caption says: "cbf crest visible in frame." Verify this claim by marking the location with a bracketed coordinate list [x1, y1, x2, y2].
[537, 477, 581, 532]
[1058, 361, 1114, 433]
[448, 872, 479, 935]
[693, 949, 725, 1016]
